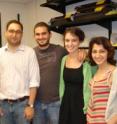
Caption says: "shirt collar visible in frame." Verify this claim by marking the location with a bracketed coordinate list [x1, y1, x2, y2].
[4, 43, 25, 52]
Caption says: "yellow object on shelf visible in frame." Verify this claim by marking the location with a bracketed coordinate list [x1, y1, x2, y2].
[105, 10, 117, 15]
[96, 0, 105, 5]
[65, 12, 74, 19]
[95, 0, 105, 12]
[95, 5, 105, 12]
[111, 33, 117, 47]
[112, 43, 117, 47]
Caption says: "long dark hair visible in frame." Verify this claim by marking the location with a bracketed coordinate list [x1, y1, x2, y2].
[88, 36, 116, 65]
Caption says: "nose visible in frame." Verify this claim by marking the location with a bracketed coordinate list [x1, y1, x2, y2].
[12, 32, 17, 37]
[95, 52, 100, 58]
[68, 41, 73, 46]
[39, 34, 44, 39]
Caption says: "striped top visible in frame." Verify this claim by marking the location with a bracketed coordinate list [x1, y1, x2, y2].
[87, 71, 112, 124]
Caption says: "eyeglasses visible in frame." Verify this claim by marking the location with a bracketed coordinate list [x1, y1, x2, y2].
[7, 29, 22, 34]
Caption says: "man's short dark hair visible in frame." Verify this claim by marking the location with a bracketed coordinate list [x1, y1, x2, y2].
[34, 22, 51, 33]
[6, 20, 23, 31]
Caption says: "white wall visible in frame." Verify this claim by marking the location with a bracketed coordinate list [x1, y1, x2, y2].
[0, 1, 29, 45]
[0, 0, 64, 47]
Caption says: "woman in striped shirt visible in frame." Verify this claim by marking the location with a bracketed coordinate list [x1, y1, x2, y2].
[87, 36, 116, 124]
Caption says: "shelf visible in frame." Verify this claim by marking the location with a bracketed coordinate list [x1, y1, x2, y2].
[50, 14, 117, 34]
[50, 26, 65, 33]
[51, 16, 115, 27]
[113, 45, 117, 48]
[41, 0, 117, 41]
[40, 0, 86, 13]
[40, 0, 65, 13]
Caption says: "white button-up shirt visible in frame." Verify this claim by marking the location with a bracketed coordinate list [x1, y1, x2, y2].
[0, 44, 40, 100]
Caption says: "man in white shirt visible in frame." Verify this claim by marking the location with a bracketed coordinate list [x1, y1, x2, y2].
[0, 20, 40, 124]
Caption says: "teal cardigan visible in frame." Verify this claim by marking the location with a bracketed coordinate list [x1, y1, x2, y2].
[59, 55, 94, 114]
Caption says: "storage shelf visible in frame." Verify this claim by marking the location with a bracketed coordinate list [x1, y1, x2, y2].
[40, 0, 65, 13]
[40, 0, 86, 13]
[50, 14, 117, 37]
[41, 0, 117, 47]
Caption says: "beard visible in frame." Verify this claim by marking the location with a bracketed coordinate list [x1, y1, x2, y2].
[38, 40, 50, 47]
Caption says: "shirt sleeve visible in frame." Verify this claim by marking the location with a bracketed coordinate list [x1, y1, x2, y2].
[28, 49, 40, 88]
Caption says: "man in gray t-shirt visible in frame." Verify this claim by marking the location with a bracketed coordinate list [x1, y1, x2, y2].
[33, 22, 67, 124]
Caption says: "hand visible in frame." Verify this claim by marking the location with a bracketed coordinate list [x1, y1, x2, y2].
[24, 106, 34, 120]
[78, 49, 87, 62]
[0, 107, 4, 116]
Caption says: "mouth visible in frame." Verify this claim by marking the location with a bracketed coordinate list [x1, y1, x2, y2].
[94, 59, 103, 63]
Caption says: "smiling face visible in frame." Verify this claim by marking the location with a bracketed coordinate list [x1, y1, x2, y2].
[34, 26, 51, 48]
[89, 36, 116, 66]
[64, 32, 80, 54]
[92, 43, 108, 66]
[5, 23, 23, 47]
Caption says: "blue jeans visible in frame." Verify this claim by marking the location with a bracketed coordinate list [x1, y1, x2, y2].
[33, 100, 60, 124]
[0, 99, 30, 124]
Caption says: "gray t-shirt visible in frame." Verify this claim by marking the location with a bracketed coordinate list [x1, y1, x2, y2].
[34, 44, 67, 103]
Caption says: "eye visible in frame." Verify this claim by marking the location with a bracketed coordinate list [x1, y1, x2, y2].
[35, 33, 40, 36]
[65, 39, 69, 43]
[92, 50, 97, 54]
[99, 50, 106, 53]
[8, 30, 22, 34]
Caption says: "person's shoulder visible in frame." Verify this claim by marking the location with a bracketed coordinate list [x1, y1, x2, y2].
[0, 46, 7, 52]
[57, 44, 65, 50]
[83, 61, 90, 66]
[23, 44, 33, 49]
[113, 67, 117, 74]
[0, 46, 7, 56]
[50, 44, 64, 49]
[51, 44, 67, 54]
[33, 45, 38, 49]
[62, 55, 67, 60]
[0, 46, 5, 50]
[33, 45, 38, 51]
[83, 61, 97, 71]
[22, 45, 35, 53]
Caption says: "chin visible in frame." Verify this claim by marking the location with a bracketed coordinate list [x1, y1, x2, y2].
[39, 43, 49, 47]
[96, 62, 104, 66]
[11, 42, 21, 46]
[68, 50, 76, 54]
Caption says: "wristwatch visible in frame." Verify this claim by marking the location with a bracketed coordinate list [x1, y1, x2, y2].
[27, 103, 34, 108]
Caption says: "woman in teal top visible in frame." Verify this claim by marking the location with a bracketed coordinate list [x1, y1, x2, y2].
[59, 27, 93, 124]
